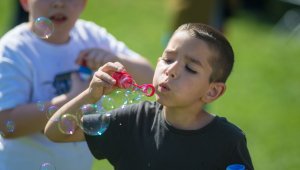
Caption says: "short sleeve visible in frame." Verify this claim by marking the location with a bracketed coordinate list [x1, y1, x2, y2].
[0, 46, 32, 111]
[83, 103, 139, 165]
[229, 134, 254, 170]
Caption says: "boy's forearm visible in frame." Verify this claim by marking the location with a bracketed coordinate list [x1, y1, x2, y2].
[45, 89, 99, 142]
[0, 94, 73, 138]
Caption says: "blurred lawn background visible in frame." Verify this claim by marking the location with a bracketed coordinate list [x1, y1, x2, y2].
[1, 0, 300, 170]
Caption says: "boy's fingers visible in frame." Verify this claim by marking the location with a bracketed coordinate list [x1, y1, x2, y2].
[113, 62, 125, 71]
[99, 62, 123, 72]
[94, 71, 116, 85]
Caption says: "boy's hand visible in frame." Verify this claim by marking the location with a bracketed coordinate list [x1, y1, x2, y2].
[76, 48, 118, 71]
[88, 62, 124, 100]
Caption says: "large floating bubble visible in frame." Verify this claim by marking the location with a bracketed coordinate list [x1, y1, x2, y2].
[58, 113, 77, 135]
[33, 17, 54, 39]
[78, 104, 110, 136]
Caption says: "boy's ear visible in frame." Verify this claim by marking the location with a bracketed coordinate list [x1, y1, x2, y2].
[19, 0, 29, 12]
[202, 82, 226, 103]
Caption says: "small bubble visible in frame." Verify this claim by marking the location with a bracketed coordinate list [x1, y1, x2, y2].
[0, 139, 3, 150]
[101, 95, 115, 110]
[37, 101, 46, 112]
[58, 114, 77, 135]
[5, 120, 15, 133]
[33, 17, 54, 39]
[0, 131, 5, 138]
[40, 162, 56, 170]
[47, 105, 58, 119]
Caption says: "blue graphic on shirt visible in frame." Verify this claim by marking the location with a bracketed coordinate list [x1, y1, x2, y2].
[52, 71, 74, 95]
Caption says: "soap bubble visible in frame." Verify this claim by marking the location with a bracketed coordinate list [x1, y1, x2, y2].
[78, 104, 110, 136]
[46, 105, 58, 119]
[40, 162, 56, 170]
[58, 113, 77, 135]
[100, 95, 116, 110]
[5, 120, 15, 133]
[37, 101, 46, 112]
[76, 104, 98, 126]
[33, 17, 54, 39]
[0, 131, 5, 138]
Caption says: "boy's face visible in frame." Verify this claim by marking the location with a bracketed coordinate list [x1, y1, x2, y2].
[20, 0, 86, 37]
[153, 31, 224, 108]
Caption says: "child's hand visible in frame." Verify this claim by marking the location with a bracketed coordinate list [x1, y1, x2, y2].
[88, 62, 124, 100]
[76, 48, 118, 71]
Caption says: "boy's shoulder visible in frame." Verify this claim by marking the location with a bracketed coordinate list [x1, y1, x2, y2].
[110, 101, 159, 122]
[212, 116, 246, 140]
[73, 19, 107, 34]
[0, 23, 32, 47]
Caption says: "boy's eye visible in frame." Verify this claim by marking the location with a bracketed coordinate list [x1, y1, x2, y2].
[185, 66, 197, 74]
[161, 57, 173, 64]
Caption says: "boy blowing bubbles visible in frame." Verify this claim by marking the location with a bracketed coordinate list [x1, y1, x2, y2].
[45, 23, 254, 169]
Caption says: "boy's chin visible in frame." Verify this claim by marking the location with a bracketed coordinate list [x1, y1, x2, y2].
[155, 96, 171, 106]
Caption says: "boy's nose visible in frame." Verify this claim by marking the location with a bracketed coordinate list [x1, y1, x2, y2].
[165, 62, 180, 79]
[52, 0, 65, 8]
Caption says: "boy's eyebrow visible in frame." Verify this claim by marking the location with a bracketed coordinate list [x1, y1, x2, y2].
[164, 49, 177, 55]
[186, 55, 203, 67]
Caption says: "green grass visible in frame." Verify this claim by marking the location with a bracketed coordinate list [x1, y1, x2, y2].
[1, 1, 300, 169]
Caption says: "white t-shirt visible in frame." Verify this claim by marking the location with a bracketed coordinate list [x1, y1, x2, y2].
[0, 19, 141, 170]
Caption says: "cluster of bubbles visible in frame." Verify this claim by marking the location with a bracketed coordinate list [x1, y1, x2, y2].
[33, 87, 152, 136]
[0, 119, 16, 137]
[57, 87, 149, 136]
[33, 16, 54, 39]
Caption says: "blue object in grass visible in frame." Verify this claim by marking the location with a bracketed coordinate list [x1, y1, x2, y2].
[226, 164, 245, 170]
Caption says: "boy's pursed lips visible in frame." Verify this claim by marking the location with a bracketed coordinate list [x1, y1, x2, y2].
[158, 82, 171, 92]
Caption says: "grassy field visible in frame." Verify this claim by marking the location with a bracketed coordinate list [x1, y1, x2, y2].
[1, 0, 300, 169]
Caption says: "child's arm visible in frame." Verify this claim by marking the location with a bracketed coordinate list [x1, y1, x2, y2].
[45, 62, 124, 142]
[76, 48, 154, 84]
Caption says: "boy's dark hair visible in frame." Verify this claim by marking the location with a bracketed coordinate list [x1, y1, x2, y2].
[175, 23, 234, 83]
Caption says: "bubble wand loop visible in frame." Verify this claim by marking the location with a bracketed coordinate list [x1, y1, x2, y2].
[112, 71, 155, 97]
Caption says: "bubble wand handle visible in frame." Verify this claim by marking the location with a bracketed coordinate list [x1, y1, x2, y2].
[112, 71, 155, 97]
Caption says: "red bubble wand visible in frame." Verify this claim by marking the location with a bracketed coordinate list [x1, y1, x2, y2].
[112, 71, 155, 97]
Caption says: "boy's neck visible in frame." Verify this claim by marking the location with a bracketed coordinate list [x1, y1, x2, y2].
[44, 34, 70, 44]
[27, 22, 71, 44]
[163, 106, 214, 130]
